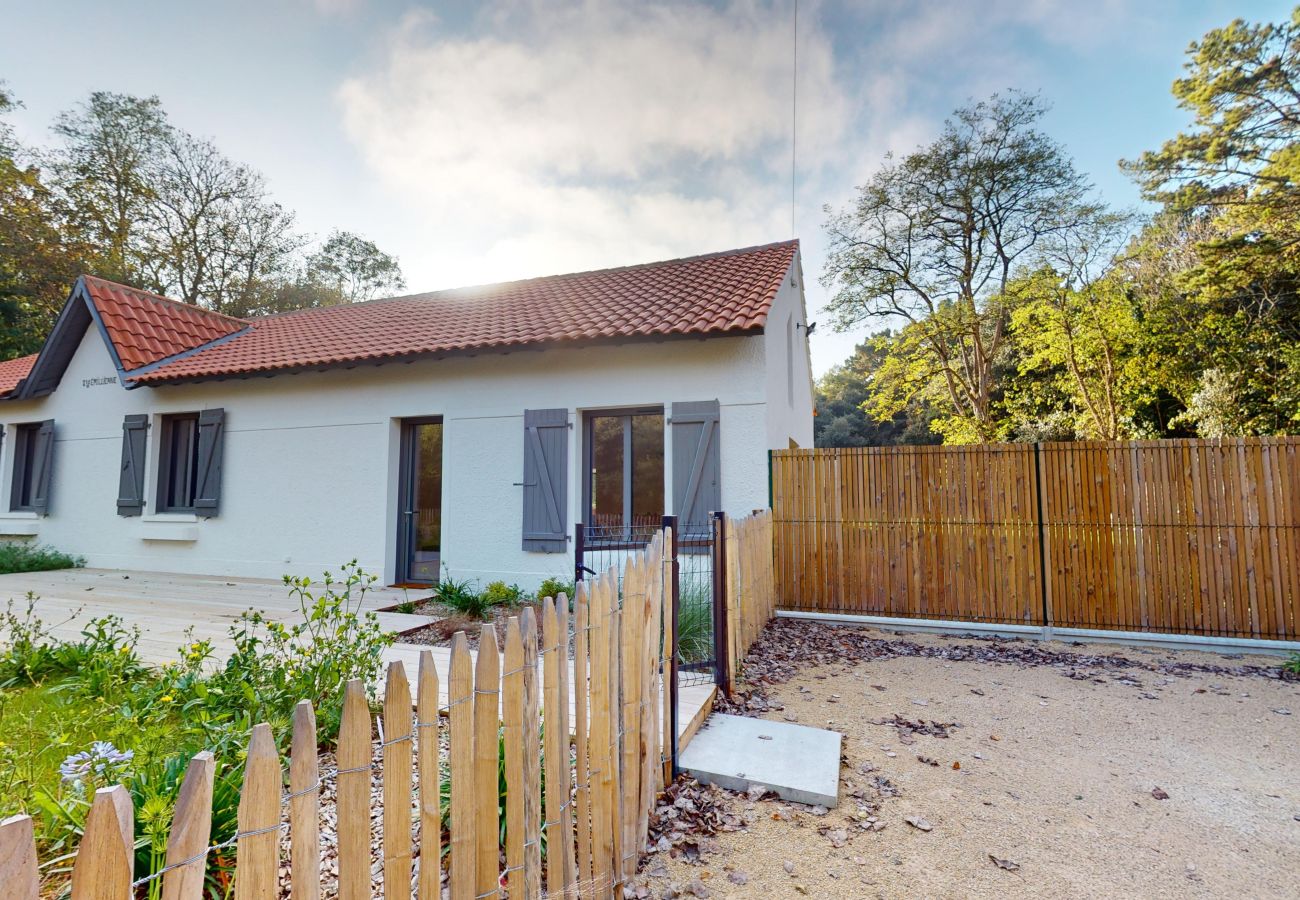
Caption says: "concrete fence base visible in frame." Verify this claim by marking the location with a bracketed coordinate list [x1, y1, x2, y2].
[774, 610, 1300, 657]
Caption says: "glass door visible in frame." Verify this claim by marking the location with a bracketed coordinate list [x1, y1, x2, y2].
[397, 418, 443, 585]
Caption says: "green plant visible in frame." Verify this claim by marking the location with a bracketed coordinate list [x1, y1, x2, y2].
[536, 577, 576, 603]
[1284, 652, 1300, 676]
[199, 561, 396, 741]
[675, 583, 714, 666]
[0, 543, 83, 575]
[433, 570, 494, 619]
[480, 580, 525, 608]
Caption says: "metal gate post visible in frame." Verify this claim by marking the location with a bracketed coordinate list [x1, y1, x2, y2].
[663, 514, 681, 777]
[574, 521, 586, 583]
[712, 510, 732, 697]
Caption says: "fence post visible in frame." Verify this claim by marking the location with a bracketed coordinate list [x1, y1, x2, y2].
[712, 510, 731, 697]
[574, 520, 586, 583]
[1033, 442, 1053, 637]
[662, 514, 680, 779]
[0, 815, 38, 900]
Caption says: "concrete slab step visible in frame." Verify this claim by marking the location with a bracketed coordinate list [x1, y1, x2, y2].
[678, 713, 841, 807]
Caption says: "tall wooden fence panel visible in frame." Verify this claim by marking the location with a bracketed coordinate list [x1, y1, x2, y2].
[1040, 439, 1300, 639]
[7, 537, 672, 900]
[771, 439, 1300, 641]
[772, 446, 1044, 625]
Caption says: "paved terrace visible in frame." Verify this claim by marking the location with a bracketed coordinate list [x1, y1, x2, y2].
[0, 568, 713, 737]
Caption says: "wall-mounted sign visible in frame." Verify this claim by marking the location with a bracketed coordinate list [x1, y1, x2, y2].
[82, 376, 118, 388]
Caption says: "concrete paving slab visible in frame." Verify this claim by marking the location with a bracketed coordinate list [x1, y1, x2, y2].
[678, 713, 841, 807]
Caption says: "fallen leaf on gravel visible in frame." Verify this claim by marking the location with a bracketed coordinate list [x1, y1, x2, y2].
[810, 805, 829, 816]
[918, 756, 939, 766]
[794, 885, 808, 895]
[988, 854, 1021, 871]
[971, 688, 985, 695]
[1272, 708, 1292, 715]
[990, 734, 1001, 741]
[952, 761, 961, 770]
[686, 877, 711, 897]
[1151, 787, 1170, 800]
[783, 860, 796, 875]
[905, 816, 933, 831]
[727, 871, 749, 885]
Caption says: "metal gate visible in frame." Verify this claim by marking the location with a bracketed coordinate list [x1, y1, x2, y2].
[574, 513, 725, 773]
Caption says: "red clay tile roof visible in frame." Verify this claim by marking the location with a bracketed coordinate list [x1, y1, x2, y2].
[130, 241, 798, 384]
[82, 276, 247, 372]
[0, 353, 37, 396]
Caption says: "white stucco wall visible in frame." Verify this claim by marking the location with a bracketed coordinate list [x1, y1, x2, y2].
[762, 251, 816, 450]
[0, 315, 808, 588]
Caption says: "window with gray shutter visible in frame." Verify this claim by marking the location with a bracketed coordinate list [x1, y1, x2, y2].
[31, 420, 55, 514]
[671, 400, 721, 539]
[522, 408, 568, 552]
[193, 408, 225, 517]
[117, 414, 148, 516]
[12, 420, 57, 515]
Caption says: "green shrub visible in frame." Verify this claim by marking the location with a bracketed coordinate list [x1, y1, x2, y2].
[0, 543, 83, 575]
[536, 576, 576, 603]
[1284, 652, 1300, 676]
[480, 580, 525, 607]
[0, 596, 146, 690]
[433, 571, 494, 619]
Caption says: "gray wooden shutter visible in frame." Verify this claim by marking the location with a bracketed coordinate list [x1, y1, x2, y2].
[30, 419, 55, 515]
[522, 408, 568, 552]
[117, 414, 148, 516]
[193, 408, 225, 517]
[671, 400, 721, 538]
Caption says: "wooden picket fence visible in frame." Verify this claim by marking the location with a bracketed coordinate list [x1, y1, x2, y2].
[719, 510, 777, 681]
[771, 439, 1300, 640]
[1, 532, 674, 900]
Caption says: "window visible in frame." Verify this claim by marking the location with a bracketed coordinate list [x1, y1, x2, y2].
[158, 414, 201, 513]
[584, 409, 664, 542]
[10, 422, 51, 512]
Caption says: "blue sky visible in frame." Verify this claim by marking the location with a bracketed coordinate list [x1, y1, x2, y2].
[1, 0, 1291, 374]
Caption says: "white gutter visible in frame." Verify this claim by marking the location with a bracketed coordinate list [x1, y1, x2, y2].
[774, 610, 1300, 657]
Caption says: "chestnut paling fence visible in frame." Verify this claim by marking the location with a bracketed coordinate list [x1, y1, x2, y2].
[771, 439, 1300, 641]
[1, 532, 676, 900]
[717, 510, 777, 682]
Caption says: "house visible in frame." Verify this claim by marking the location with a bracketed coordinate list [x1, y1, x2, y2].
[0, 241, 813, 587]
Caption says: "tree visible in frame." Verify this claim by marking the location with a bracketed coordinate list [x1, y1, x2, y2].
[1007, 212, 1144, 439]
[1122, 10, 1300, 242]
[1122, 7, 1300, 436]
[304, 230, 405, 304]
[814, 334, 942, 447]
[823, 93, 1105, 442]
[141, 132, 303, 316]
[0, 85, 95, 356]
[48, 92, 169, 284]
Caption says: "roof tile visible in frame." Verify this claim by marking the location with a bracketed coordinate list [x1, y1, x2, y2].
[82, 276, 247, 372]
[0, 354, 37, 397]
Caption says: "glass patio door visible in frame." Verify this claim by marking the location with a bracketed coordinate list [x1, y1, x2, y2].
[398, 418, 443, 585]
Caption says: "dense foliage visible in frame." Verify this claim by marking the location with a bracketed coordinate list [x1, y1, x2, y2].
[818, 8, 1300, 445]
[0, 84, 405, 354]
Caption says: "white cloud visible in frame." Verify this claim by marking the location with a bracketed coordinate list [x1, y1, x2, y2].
[335, 0, 1143, 372]
[337, 0, 848, 286]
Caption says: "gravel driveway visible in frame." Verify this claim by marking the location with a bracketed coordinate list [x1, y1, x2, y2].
[641, 623, 1299, 899]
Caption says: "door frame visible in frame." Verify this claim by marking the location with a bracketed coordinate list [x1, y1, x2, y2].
[395, 416, 443, 586]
